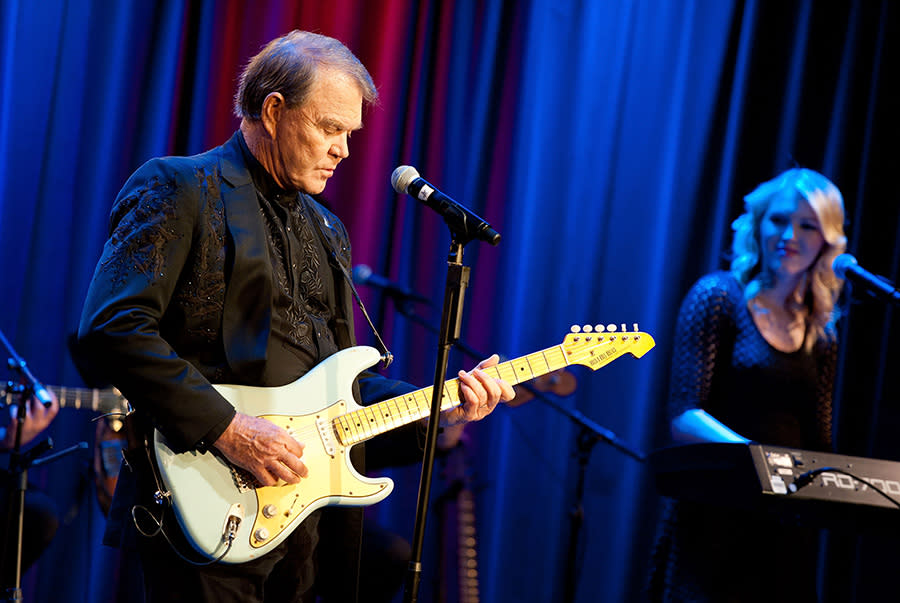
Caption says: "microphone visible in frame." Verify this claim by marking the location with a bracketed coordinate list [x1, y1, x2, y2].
[352, 265, 432, 306]
[4, 358, 53, 407]
[32, 384, 53, 407]
[832, 254, 900, 304]
[391, 165, 501, 245]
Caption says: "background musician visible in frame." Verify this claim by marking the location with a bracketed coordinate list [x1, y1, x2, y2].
[647, 168, 847, 602]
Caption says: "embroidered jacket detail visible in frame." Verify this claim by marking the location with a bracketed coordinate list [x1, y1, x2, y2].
[176, 167, 227, 342]
[104, 176, 181, 292]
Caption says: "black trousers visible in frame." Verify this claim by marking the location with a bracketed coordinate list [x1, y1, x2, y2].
[135, 505, 320, 603]
[131, 508, 409, 603]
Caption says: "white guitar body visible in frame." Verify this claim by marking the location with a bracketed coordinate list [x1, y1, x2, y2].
[153, 345, 393, 564]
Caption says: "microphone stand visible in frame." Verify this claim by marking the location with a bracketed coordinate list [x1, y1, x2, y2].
[1, 382, 40, 603]
[389, 302, 644, 603]
[0, 330, 84, 602]
[403, 236, 471, 603]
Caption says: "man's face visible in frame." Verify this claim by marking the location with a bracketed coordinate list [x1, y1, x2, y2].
[271, 70, 363, 194]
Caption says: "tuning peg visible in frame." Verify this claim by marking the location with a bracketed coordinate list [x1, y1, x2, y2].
[570, 325, 581, 333]
[633, 323, 639, 332]
[595, 324, 605, 332]
[582, 324, 593, 333]
[606, 324, 617, 332]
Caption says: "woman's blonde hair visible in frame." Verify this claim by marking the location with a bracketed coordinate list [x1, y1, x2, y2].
[730, 168, 847, 344]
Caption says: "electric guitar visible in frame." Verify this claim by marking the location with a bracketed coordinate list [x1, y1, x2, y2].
[47, 385, 130, 512]
[152, 325, 656, 563]
[2, 383, 128, 417]
[2, 382, 130, 513]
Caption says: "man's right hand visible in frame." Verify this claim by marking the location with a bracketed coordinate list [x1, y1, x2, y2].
[213, 412, 308, 487]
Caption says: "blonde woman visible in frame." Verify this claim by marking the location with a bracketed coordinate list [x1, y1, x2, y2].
[648, 168, 847, 602]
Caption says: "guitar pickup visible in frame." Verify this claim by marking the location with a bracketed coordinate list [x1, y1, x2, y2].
[316, 415, 336, 456]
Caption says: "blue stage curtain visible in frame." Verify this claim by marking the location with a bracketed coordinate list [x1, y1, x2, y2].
[1, 1, 897, 602]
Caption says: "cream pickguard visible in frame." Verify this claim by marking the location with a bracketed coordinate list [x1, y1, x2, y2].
[152, 326, 655, 563]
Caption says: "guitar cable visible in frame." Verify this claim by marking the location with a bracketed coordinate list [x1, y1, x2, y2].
[131, 502, 241, 566]
[128, 423, 241, 566]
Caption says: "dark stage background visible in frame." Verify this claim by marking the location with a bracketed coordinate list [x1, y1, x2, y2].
[1, 1, 898, 601]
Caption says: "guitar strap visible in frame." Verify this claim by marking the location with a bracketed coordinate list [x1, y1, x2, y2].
[330, 253, 394, 369]
[305, 195, 393, 369]
[120, 410, 171, 516]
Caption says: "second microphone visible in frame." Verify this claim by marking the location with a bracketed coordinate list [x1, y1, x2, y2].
[352, 265, 432, 306]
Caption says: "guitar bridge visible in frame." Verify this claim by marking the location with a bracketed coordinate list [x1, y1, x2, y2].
[229, 465, 259, 493]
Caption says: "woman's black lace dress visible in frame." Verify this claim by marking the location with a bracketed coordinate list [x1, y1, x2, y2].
[648, 271, 837, 602]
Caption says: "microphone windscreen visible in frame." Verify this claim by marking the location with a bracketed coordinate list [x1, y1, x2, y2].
[832, 253, 857, 279]
[391, 165, 420, 194]
[352, 264, 373, 284]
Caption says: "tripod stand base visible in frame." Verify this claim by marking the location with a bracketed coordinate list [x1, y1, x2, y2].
[3, 587, 23, 602]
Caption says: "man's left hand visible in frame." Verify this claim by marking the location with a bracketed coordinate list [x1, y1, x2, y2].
[1, 392, 59, 450]
[441, 354, 515, 426]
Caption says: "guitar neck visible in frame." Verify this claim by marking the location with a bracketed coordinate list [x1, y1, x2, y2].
[51, 385, 125, 414]
[334, 343, 569, 446]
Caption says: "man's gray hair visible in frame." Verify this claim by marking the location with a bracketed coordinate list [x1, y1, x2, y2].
[234, 30, 377, 119]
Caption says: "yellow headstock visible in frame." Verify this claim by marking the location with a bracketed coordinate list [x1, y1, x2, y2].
[561, 323, 655, 371]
